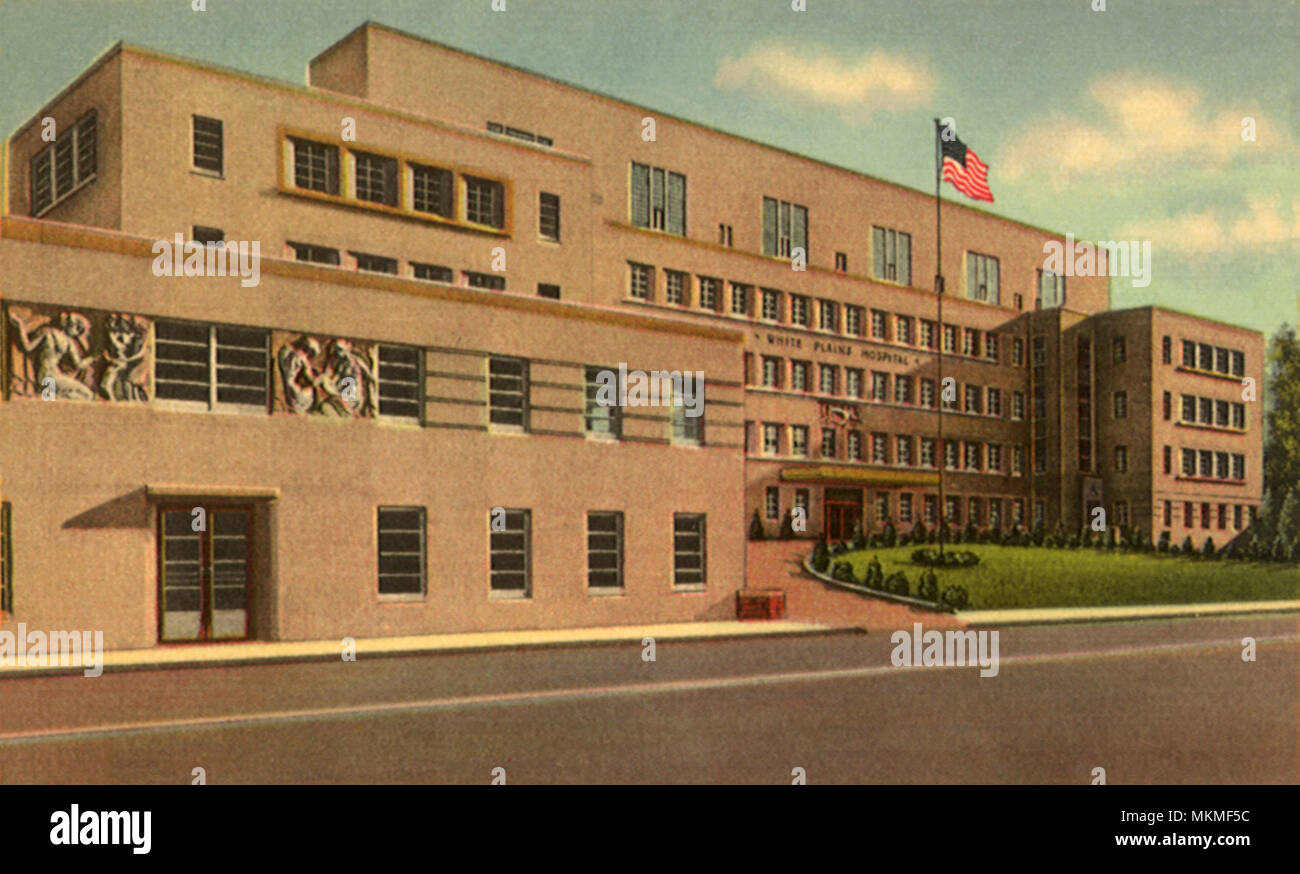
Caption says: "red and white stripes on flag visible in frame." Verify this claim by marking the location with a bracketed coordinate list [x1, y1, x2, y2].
[938, 126, 994, 202]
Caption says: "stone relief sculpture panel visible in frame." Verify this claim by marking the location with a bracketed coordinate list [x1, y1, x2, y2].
[272, 331, 377, 418]
[6, 304, 152, 402]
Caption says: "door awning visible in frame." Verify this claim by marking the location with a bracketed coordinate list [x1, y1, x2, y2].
[779, 466, 940, 487]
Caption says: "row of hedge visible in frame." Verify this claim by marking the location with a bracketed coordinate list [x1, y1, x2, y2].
[781, 513, 1300, 563]
[810, 546, 972, 610]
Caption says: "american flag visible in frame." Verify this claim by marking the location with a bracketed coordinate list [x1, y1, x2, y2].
[938, 123, 994, 202]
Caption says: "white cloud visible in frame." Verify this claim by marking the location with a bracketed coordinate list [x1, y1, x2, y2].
[1114, 196, 1299, 255]
[714, 42, 934, 119]
[1001, 73, 1281, 184]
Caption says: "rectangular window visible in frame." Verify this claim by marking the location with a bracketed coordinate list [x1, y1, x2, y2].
[872, 226, 912, 285]
[1184, 502, 1194, 527]
[154, 320, 268, 411]
[412, 262, 454, 283]
[1115, 446, 1128, 473]
[762, 356, 782, 389]
[791, 361, 810, 392]
[411, 163, 453, 217]
[1036, 268, 1065, 309]
[664, 270, 686, 305]
[763, 423, 782, 456]
[671, 395, 703, 447]
[31, 110, 98, 215]
[1234, 505, 1243, 530]
[1113, 336, 1127, 364]
[968, 498, 982, 526]
[924, 495, 939, 524]
[985, 333, 999, 361]
[1215, 347, 1230, 374]
[377, 506, 426, 596]
[1200, 450, 1214, 478]
[899, 494, 914, 524]
[631, 163, 686, 235]
[963, 328, 980, 357]
[765, 486, 780, 520]
[538, 192, 561, 241]
[629, 262, 654, 300]
[1202, 502, 1212, 530]
[966, 252, 1000, 304]
[871, 372, 888, 403]
[920, 379, 936, 409]
[790, 295, 810, 327]
[873, 493, 889, 523]
[1182, 448, 1196, 476]
[1199, 343, 1214, 371]
[1013, 445, 1026, 475]
[1232, 403, 1245, 429]
[1011, 391, 1024, 420]
[0, 502, 11, 615]
[895, 375, 913, 405]
[946, 496, 961, 524]
[587, 511, 624, 591]
[465, 271, 506, 290]
[490, 508, 531, 597]
[585, 365, 622, 438]
[897, 316, 914, 346]
[989, 499, 1002, 528]
[1163, 391, 1172, 421]
[835, 252, 848, 272]
[1113, 391, 1127, 419]
[698, 276, 721, 311]
[896, 435, 913, 466]
[818, 299, 839, 332]
[1163, 445, 1172, 474]
[871, 310, 888, 341]
[1164, 500, 1172, 527]
[761, 288, 783, 321]
[846, 306, 865, 336]
[292, 137, 339, 195]
[847, 430, 863, 461]
[944, 441, 959, 470]
[942, 325, 958, 354]
[965, 384, 982, 414]
[791, 425, 809, 456]
[845, 368, 863, 399]
[987, 444, 1002, 472]
[921, 320, 937, 350]
[731, 283, 751, 316]
[921, 437, 937, 468]
[488, 357, 529, 430]
[352, 251, 399, 274]
[353, 151, 398, 206]
[377, 345, 421, 420]
[537, 283, 561, 300]
[288, 241, 340, 265]
[1012, 337, 1025, 366]
[1162, 336, 1172, 364]
[1181, 394, 1197, 423]
[673, 513, 707, 588]
[193, 225, 225, 246]
[818, 364, 837, 395]
[1115, 501, 1130, 528]
[1199, 397, 1213, 425]
[872, 433, 888, 464]
[1182, 340, 1196, 367]
[987, 387, 1001, 417]
[821, 428, 837, 458]
[1232, 454, 1245, 480]
[192, 115, 223, 175]
[464, 176, 506, 228]
[719, 224, 733, 246]
[1231, 351, 1245, 377]
[965, 442, 981, 471]
[763, 197, 808, 258]
[1216, 452, 1229, 479]
[1215, 400, 1229, 428]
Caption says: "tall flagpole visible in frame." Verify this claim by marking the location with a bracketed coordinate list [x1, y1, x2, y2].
[934, 119, 946, 558]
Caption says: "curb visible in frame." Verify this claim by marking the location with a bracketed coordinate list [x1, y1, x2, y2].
[0, 621, 841, 679]
[959, 600, 1300, 627]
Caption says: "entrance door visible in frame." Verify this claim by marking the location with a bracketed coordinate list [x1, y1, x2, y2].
[823, 488, 863, 541]
[159, 505, 252, 642]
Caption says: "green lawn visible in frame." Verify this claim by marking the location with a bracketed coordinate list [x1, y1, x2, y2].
[831, 545, 1300, 610]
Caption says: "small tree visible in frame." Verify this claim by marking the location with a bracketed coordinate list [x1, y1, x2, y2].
[881, 519, 898, 548]
[1202, 536, 1217, 558]
[1272, 534, 1289, 562]
[885, 571, 909, 596]
[811, 537, 830, 573]
[779, 509, 796, 540]
[851, 522, 867, 551]
[917, 568, 939, 602]
[1180, 535, 1195, 556]
[866, 555, 884, 589]
[748, 509, 766, 541]
[1157, 530, 1172, 554]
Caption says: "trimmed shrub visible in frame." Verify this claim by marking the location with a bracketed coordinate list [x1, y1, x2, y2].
[831, 561, 857, 584]
[885, 571, 909, 596]
[1157, 531, 1171, 554]
[916, 569, 939, 602]
[910, 547, 981, 568]
[810, 538, 830, 573]
[748, 509, 766, 541]
[830, 540, 849, 555]
[881, 521, 898, 548]
[851, 522, 867, 551]
[940, 585, 970, 611]
[1202, 536, 1217, 558]
[1180, 535, 1195, 556]
[865, 555, 884, 589]
[779, 509, 796, 540]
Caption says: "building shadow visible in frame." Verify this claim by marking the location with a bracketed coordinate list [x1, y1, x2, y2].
[62, 487, 151, 529]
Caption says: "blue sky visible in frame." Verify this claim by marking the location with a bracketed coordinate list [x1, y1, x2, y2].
[2, 0, 1296, 336]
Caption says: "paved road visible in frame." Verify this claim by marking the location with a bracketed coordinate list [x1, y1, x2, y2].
[0, 614, 1295, 783]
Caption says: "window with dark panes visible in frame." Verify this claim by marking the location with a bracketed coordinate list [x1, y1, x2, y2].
[377, 345, 421, 420]
[587, 511, 624, 591]
[489, 508, 531, 596]
[193, 115, 223, 175]
[488, 357, 528, 430]
[292, 138, 339, 194]
[377, 507, 425, 596]
[673, 513, 706, 587]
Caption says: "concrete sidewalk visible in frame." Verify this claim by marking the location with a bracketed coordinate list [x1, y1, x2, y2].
[0, 619, 832, 677]
[961, 599, 1300, 627]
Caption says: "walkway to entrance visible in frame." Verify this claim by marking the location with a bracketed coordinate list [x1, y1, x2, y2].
[745, 540, 965, 631]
